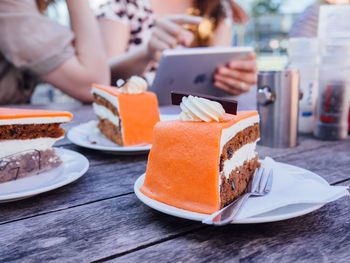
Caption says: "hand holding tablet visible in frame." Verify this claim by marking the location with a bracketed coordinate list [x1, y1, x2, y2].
[213, 52, 258, 95]
[151, 46, 256, 105]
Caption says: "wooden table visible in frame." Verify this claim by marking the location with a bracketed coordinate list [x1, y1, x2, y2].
[1, 104, 349, 263]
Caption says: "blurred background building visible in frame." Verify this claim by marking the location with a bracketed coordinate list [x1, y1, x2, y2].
[32, 0, 317, 104]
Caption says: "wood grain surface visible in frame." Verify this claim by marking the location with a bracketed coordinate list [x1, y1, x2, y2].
[0, 104, 349, 263]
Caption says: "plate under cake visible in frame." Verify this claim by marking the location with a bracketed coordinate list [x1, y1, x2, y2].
[140, 110, 260, 214]
[91, 84, 160, 146]
[0, 108, 72, 183]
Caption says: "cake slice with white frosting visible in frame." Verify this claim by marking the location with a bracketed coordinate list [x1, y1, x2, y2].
[0, 108, 72, 183]
[91, 76, 160, 146]
[140, 95, 260, 214]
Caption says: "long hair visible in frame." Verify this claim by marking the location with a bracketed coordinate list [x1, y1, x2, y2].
[36, 0, 56, 13]
[194, 0, 226, 30]
[188, 0, 226, 46]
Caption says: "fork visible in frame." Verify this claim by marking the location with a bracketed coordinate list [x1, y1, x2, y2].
[202, 167, 273, 226]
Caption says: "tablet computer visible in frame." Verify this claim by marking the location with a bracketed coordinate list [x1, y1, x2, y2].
[150, 46, 254, 105]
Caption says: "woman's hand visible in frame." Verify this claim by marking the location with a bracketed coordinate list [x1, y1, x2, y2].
[213, 53, 258, 95]
[147, 15, 202, 61]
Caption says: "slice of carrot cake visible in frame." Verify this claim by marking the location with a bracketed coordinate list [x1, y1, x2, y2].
[91, 76, 160, 146]
[140, 95, 260, 214]
[0, 108, 72, 183]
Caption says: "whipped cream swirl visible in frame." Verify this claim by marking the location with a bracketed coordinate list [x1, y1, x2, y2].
[119, 76, 148, 94]
[179, 95, 225, 122]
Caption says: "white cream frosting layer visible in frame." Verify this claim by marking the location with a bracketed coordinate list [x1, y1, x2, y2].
[0, 116, 70, 126]
[92, 103, 120, 128]
[221, 141, 258, 180]
[91, 87, 120, 109]
[220, 114, 259, 155]
[179, 96, 225, 122]
[0, 137, 63, 159]
[119, 76, 148, 94]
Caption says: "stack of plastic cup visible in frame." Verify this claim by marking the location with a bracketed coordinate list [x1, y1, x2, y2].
[288, 38, 320, 134]
[314, 39, 350, 140]
[315, 5, 350, 140]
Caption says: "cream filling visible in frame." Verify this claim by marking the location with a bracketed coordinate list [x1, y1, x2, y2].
[220, 115, 259, 155]
[0, 117, 70, 126]
[220, 141, 258, 186]
[119, 76, 148, 94]
[91, 87, 120, 109]
[179, 95, 225, 122]
[92, 103, 120, 128]
[0, 137, 63, 159]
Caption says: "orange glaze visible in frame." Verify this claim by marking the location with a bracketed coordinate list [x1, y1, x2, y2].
[140, 111, 258, 214]
[0, 108, 73, 120]
[93, 84, 160, 146]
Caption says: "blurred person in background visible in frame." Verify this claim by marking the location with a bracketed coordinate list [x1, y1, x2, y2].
[97, 0, 257, 96]
[290, 0, 350, 38]
[0, 0, 109, 105]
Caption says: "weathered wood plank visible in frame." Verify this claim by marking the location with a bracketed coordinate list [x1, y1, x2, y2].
[257, 135, 349, 160]
[0, 195, 203, 263]
[110, 195, 350, 263]
[273, 140, 350, 184]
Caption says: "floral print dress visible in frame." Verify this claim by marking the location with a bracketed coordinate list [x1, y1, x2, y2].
[97, 0, 156, 52]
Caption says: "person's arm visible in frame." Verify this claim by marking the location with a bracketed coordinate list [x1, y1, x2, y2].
[42, 0, 110, 103]
[99, 15, 202, 83]
[108, 45, 154, 83]
[98, 18, 154, 82]
[213, 21, 233, 46]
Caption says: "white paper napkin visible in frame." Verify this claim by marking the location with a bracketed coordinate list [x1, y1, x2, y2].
[236, 157, 350, 220]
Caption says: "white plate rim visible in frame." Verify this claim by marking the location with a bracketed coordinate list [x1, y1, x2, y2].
[0, 148, 89, 202]
[67, 122, 151, 153]
[134, 162, 326, 224]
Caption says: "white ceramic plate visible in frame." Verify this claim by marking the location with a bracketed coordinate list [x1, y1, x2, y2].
[0, 148, 89, 203]
[134, 162, 326, 224]
[67, 114, 178, 155]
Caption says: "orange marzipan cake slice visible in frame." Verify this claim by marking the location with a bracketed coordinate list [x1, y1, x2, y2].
[0, 108, 72, 183]
[140, 96, 260, 214]
[91, 76, 160, 146]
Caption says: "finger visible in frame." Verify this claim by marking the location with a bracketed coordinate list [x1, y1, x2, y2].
[235, 12, 250, 25]
[228, 59, 258, 72]
[153, 27, 178, 48]
[180, 29, 194, 47]
[214, 73, 251, 92]
[231, 52, 256, 62]
[214, 80, 242, 95]
[167, 14, 202, 25]
[153, 50, 163, 62]
[156, 18, 194, 46]
[249, 52, 257, 60]
[217, 67, 257, 85]
[157, 18, 182, 37]
[148, 35, 170, 53]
